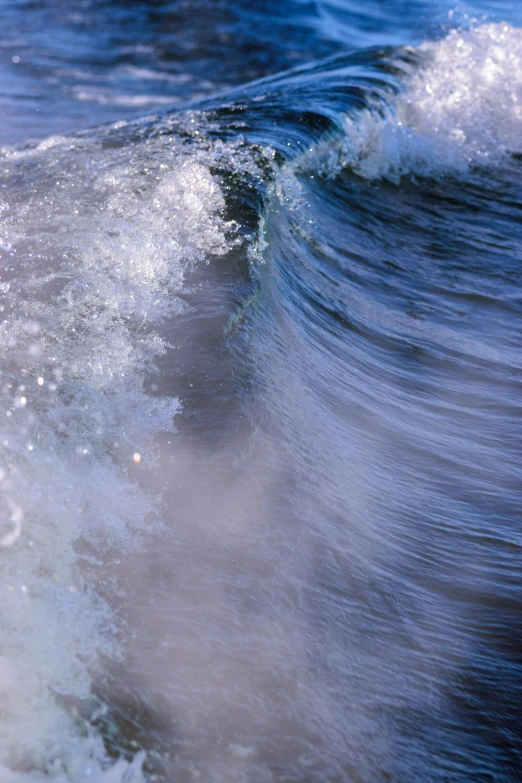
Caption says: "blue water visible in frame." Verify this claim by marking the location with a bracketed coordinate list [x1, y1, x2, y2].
[0, 0, 520, 144]
[0, 2, 521, 782]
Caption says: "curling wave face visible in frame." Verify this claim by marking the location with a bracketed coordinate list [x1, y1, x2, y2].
[0, 19, 521, 783]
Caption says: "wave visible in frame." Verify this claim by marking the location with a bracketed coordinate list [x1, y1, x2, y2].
[293, 23, 522, 181]
[0, 120, 252, 780]
[0, 21, 520, 782]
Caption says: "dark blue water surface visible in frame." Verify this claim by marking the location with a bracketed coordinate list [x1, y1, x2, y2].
[0, 2, 521, 782]
[0, 0, 520, 143]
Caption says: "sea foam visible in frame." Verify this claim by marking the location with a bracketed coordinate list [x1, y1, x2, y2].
[0, 118, 240, 780]
[306, 23, 522, 181]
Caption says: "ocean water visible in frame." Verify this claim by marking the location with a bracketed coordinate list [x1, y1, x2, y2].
[0, 2, 521, 782]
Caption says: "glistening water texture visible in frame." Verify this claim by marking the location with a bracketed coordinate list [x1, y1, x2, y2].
[0, 2, 521, 782]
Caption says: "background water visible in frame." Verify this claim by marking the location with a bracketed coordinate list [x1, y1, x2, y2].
[0, 2, 521, 782]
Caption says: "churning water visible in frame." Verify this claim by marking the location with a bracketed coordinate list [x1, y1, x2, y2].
[0, 2, 521, 782]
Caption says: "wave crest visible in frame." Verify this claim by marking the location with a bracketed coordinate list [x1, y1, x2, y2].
[304, 23, 522, 181]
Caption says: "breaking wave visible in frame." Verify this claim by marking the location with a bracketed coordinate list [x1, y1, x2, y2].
[0, 20, 520, 783]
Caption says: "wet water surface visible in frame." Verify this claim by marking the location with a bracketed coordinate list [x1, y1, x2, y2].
[0, 2, 521, 782]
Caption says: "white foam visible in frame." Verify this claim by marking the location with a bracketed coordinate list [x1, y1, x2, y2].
[0, 121, 240, 778]
[305, 23, 522, 181]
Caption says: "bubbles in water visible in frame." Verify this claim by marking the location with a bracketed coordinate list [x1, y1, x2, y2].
[303, 23, 522, 182]
[0, 115, 246, 779]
